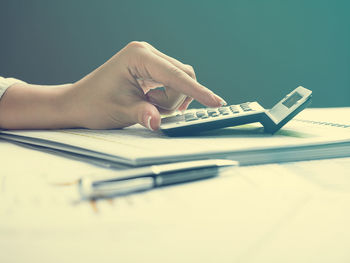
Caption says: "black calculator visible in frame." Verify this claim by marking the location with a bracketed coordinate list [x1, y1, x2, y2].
[160, 86, 312, 136]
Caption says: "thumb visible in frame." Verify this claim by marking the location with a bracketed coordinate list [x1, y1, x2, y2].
[133, 101, 161, 131]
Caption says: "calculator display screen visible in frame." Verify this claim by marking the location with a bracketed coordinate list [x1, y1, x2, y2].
[282, 92, 303, 108]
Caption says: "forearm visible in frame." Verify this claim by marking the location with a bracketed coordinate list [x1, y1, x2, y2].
[0, 83, 79, 129]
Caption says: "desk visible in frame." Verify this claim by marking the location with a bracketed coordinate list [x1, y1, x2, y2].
[1, 139, 350, 263]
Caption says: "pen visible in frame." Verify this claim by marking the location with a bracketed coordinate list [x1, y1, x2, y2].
[78, 159, 238, 199]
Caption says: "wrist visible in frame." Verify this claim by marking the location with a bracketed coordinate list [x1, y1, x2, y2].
[56, 82, 86, 128]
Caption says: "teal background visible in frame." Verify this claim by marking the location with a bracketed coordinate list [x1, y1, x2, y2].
[1, 0, 349, 108]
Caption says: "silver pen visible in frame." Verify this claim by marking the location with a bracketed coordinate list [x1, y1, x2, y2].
[78, 159, 238, 199]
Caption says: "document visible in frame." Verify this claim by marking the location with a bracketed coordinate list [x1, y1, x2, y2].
[0, 108, 349, 166]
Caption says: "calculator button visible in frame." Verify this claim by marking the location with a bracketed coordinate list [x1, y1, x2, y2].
[218, 107, 226, 112]
[240, 103, 252, 111]
[207, 109, 219, 117]
[184, 113, 198, 121]
[207, 109, 217, 114]
[229, 105, 240, 113]
[218, 107, 230, 115]
[196, 110, 208, 119]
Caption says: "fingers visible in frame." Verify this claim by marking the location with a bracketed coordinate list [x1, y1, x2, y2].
[146, 88, 187, 111]
[125, 42, 226, 108]
[116, 41, 227, 131]
[141, 43, 196, 111]
[178, 96, 193, 112]
[144, 51, 226, 107]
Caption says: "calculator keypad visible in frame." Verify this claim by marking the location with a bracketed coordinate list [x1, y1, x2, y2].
[160, 101, 264, 128]
[183, 103, 254, 122]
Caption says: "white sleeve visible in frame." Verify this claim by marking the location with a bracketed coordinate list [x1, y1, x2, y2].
[0, 76, 26, 100]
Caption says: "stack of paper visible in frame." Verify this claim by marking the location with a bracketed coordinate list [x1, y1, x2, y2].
[0, 108, 349, 166]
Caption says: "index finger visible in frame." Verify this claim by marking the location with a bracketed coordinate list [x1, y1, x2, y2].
[140, 50, 226, 108]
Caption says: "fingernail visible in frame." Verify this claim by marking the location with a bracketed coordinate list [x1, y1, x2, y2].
[213, 94, 227, 106]
[146, 115, 154, 131]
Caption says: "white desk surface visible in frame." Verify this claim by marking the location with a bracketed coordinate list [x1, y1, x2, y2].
[1, 139, 350, 263]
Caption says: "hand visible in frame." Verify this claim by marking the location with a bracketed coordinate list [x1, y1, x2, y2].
[68, 41, 226, 130]
[0, 41, 226, 130]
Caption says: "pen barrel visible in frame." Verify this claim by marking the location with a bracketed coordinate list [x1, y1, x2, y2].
[155, 167, 220, 186]
[78, 160, 237, 199]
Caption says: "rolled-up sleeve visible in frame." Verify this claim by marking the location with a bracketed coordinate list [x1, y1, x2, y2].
[0, 76, 26, 101]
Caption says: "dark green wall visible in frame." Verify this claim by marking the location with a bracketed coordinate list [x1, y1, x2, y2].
[1, 0, 349, 107]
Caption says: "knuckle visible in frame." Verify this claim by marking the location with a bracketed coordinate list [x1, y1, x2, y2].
[126, 41, 147, 50]
[185, 64, 194, 72]
[140, 41, 151, 47]
[184, 64, 196, 79]
[124, 41, 150, 60]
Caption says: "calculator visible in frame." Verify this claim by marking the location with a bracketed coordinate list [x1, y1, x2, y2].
[160, 86, 312, 136]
